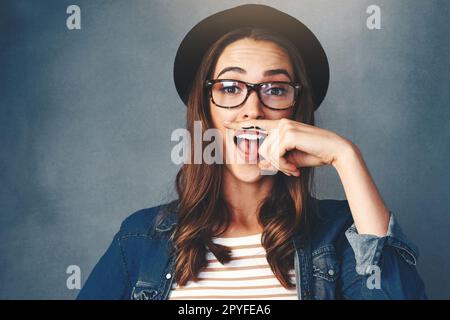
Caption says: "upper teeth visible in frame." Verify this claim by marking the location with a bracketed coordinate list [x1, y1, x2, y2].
[236, 133, 265, 141]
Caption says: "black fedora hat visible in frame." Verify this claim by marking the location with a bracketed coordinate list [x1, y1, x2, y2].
[173, 4, 329, 111]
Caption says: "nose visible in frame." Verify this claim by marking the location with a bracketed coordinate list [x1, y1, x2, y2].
[239, 90, 265, 120]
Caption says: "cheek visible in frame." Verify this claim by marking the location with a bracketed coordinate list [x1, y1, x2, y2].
[210, 104, 236, 128]
[264, 109, 295, 120]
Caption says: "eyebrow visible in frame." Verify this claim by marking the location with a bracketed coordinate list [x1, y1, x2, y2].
[263, 69, 292, 81]
[217, 66, 245, 77]
[217, 66, 293, 81]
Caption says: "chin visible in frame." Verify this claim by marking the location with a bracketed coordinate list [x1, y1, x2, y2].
[224, 164, 265, 183]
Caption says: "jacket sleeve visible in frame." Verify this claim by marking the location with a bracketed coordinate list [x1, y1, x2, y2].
[337, 211, 427, 299]
[76, 231, 132, 300]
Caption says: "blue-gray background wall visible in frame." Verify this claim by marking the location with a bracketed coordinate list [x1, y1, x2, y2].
[1, 0, 449, 299]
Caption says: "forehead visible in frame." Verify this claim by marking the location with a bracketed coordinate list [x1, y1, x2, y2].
[213, 38, 294, 78]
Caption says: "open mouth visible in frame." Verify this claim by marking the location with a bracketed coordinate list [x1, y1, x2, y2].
[232, 129, 267, 163]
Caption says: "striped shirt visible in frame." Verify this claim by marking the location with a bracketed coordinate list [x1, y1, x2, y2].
[167, 232, 298, 300]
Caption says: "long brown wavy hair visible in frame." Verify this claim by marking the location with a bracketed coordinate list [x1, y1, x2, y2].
[160, 27, 319, 289]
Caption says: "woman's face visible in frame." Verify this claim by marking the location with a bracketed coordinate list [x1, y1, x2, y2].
[210, 38, 295, 183]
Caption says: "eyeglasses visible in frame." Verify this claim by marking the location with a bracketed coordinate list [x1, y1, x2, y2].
[205, 79, 302, 110]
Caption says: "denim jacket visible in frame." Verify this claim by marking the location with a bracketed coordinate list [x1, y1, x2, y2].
[77, 198, 427, 300]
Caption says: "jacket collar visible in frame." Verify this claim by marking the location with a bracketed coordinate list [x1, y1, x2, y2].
[155, 205, 177, 232]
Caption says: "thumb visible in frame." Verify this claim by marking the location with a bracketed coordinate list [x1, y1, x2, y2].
[258, 159, 278, 176]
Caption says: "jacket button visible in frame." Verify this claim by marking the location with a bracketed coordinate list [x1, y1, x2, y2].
[166, 273, 172, 279]
[328, 269, 335, 276]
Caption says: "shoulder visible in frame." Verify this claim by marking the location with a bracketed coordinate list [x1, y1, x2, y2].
[309, 197, 355, 245]
[117, 201, 176, 237]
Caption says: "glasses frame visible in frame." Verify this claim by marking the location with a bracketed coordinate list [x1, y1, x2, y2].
[205, 79, 302, 111]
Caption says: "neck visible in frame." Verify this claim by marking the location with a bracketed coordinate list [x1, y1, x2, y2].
[221, 169, 274, 236]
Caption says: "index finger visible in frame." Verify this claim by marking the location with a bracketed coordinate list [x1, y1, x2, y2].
[223, 119, 278, 132]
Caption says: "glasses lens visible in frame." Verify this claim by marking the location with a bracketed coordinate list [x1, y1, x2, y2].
[211, 80, 247, 107]
[259, 83, 295, 109]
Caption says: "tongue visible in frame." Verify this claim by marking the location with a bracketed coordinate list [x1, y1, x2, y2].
[237, 139, 259, 162]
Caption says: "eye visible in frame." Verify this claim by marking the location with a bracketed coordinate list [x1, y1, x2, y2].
[220, 85, 242, 95]
[264, 87, 287, 96]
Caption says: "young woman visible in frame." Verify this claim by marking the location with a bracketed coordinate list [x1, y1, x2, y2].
[78, 4, 426, 300]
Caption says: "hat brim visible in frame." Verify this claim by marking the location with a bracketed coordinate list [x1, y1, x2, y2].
[173, 4, 329, 111]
